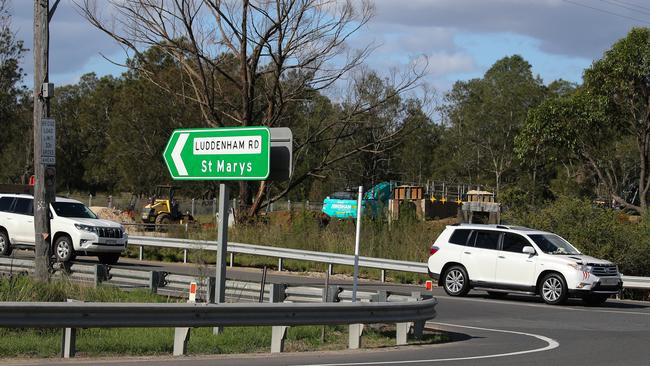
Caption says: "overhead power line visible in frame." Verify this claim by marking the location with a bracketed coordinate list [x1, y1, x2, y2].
[563, 0, 650, 26]
[601, 0, 650, 13]
[597, 0, 650, 17]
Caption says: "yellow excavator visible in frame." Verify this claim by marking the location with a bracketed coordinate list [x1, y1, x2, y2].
[141, 185, 194, 230]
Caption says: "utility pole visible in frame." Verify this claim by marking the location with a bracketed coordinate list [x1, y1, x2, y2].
[33, 0, 57, 281]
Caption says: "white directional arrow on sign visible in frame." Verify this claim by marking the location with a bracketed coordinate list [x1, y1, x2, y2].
[172, 133, 189, 176]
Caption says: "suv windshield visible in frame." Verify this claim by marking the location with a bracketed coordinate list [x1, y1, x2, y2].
[528, 234, 580, 255]
[52, 202, 97, 219]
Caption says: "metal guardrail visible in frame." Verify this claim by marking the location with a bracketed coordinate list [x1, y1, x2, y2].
[0, 299, 437, 328]
[129, 235, 427, 278]
[0, 256, 437, 357]
[0, 257, 387, 303]
[619, 275, 650, 290]
[128, 235, 650, 290]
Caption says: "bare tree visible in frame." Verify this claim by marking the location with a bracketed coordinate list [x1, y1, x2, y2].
[78, 0, 426, 216]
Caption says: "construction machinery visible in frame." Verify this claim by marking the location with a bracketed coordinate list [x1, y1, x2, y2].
[321, 182, 393, 220]
[141, 185, 194, 229]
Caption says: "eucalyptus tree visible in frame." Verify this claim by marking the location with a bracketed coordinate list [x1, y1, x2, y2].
[78, 0, 426, 217]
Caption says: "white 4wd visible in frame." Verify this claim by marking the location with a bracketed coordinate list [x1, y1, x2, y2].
[0, 194, 128, 265]
[427, 224, 622, 305]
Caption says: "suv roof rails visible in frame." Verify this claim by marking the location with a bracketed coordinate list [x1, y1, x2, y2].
[496, 225, 510, 229]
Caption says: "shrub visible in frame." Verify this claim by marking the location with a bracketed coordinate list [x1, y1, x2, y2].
[505, 197, 650, 276]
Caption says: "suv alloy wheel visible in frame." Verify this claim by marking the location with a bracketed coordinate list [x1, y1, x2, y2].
[54, 236, 75, 262]
[0, 231, 12, 256]
[540, 273, 568, 305]
[443, 265, 470, 296]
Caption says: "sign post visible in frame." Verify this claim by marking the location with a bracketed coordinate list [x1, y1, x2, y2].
[213, 183, 229, 334]
[352, 186, 363, 302]
[163, 126, 280, 335]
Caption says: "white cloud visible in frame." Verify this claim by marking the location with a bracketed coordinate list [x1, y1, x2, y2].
[371, 0, 643, 59]
[426, 52, 477, 77]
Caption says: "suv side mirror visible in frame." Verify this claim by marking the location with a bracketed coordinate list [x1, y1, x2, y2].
[522, 246, 536, 255]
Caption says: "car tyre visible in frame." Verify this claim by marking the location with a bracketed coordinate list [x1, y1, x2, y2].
[54, 236, 75, 262]
[540, 273, 568, 305]
[0, 231, 12, 256]
[98, 253, 120, 265]
[582, 293, 609, 306]
[443, 265, 470, 296]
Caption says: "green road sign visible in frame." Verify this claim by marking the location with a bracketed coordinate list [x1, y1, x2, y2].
[163, 127, 271, 180]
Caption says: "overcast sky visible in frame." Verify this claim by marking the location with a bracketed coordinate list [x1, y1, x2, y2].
[8, 0, 650, 94]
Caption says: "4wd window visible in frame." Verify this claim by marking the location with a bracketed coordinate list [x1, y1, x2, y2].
[51, 202, 97, 219]
[475, 231, 500, 250]
[449, 229, 471, 245]
[0, 197, 14, 212]
[12, 198, 33, 216]
[502, 233, 530, 253]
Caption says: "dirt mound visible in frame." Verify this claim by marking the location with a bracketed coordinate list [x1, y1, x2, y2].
[90, 206, 135, 224]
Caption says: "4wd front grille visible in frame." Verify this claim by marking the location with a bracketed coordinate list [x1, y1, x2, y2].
[97, 228, 123, 238]
[590, 264, 618, 277]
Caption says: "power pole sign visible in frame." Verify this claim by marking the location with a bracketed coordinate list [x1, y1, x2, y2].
[41, 118, 55, 164]
[163, 127, 271, 180]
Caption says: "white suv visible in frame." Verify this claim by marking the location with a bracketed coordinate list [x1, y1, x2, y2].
[0, 194, 128, 265]
[427, 224, 622, 305]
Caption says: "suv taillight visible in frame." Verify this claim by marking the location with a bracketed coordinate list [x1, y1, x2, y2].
[430, 246, 439, 255]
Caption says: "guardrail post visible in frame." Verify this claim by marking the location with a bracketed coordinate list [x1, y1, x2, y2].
[93, 264, 109, 287]
[149, 271, 164, 293]
[269, 283, 286, 303]
[328, 263, 333, 276]
[183, 249, 188, 264]
[173, 327, 190, 356]
[323, 285, 340, 303]
[174, 282, 197, 356]
[381, 269, 386, 283]
[207, 276, 216, 303]
[410, 291, 425, 339]
[271, 325, 288, 353]
[278, 258, 283, 272]
[396, 322, 409, 345]
[229, 252, 234, 268]
[348, 323, 364, 349]
[61, 327, 76, 358]
[62, 299, 79, 358]
[270, 283, 288, 353]
[139, 246, 143, 261]
[371, 290, 388, 303]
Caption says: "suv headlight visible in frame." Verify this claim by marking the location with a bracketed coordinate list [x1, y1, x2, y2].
[75, 224, 97, 233]
[569, 263, 593, 272]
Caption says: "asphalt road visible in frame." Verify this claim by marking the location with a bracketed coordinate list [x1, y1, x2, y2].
[4, 254, 650, 365]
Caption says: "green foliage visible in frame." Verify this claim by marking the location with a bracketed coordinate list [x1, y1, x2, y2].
[0, 2, 30, 183]
[519, 28, 650, 213]
[435, 55, 546, 195]
[0, 274, 167, 302]
[505, 197, 650, 276]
